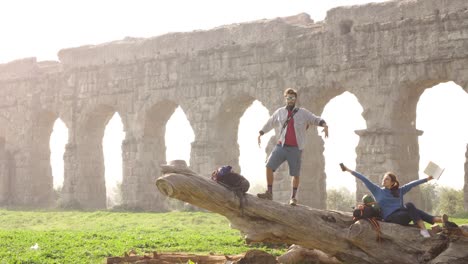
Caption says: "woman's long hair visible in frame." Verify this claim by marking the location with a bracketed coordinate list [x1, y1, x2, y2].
[386, 172, 400, 197]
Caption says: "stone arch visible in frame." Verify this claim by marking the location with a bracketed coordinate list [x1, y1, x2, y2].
[388, 73, 467, 130]
[242, 93, 294, 203]
[299, 84, 349, 114]
[211, 93, 257, 171]
[121, 98, 180, 211]
[237, 99, 274, 192]
[401, 79, 466, 202]
[354, 77, 467, 207]
[63, 104, 117, 209]
[394, 82, 441, 130]
[165, 106, 195, 164]
[49, 118, 69, 190]
[416, 81, 468, 208]
[102, 113, 126, 209]
[319, 91, 366, 202]
[22, 110, 60, 207]
[0, 0, 467, 212]
[302, 85, 366, 208]
[143, 100, 179, 139]
[140, 99, 180, 174]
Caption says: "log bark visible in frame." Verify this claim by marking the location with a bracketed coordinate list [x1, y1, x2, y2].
[156, 162, 468, 264]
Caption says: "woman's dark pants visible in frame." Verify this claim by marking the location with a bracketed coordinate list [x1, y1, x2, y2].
[386, 202, 435, 225]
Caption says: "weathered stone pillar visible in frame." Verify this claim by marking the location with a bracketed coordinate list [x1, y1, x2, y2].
[61, 135, 107, 210]
[190, 141, 220, 177]
[79, 138, 106, 209]
[0, 139, 10, 205]
[293, 134, 326, 209]
[355, 127, 423, 207]
[121, 135, 167, 211]
[464, 144, 468, 212]
[13, 126, 55, 207]
[61, 142, 79, 208]
[28, 142, 54, 207]
[190, 120, 240, 177]
[5, 110, 56, 208]
[191, 140, 240, 177]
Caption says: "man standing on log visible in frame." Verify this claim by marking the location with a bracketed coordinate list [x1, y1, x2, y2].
[257, 88, 329, 205]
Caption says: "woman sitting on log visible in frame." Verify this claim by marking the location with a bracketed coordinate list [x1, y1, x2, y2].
[340, 163, 446, 238]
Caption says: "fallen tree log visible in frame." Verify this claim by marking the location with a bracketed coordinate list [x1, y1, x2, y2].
[155, 161, 468, 264]
[106, 251, 245, 264]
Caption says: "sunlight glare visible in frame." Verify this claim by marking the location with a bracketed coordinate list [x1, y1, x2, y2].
[318, 92, 367, 192]
[238, 100, 275, 191]
[103, 113, 125, 207]
[50, 118, 68, 189]
[165, 107, 195, 165]
[417, 82, 468, 190]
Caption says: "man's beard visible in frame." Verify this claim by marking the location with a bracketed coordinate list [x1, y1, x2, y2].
[286, 103, 295, 110]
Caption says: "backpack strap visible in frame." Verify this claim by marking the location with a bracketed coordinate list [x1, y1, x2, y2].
[367, 218, 382, 242]
[280, 107, 299, 137]
[213, 175, 248, 217]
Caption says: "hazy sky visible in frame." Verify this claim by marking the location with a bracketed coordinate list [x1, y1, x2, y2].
[0, 0, 390, 63]
[2, 1, 467, 199]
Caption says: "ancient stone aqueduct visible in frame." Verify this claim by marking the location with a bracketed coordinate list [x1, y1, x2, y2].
[0, 0, 467, 211]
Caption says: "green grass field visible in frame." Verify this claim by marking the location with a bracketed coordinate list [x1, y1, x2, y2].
[0, 210, 466, 264]
[0, 210, 286, 264]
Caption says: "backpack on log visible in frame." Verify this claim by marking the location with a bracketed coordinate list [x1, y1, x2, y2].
[352, 194, 381, 221]
[352, 194, 382, 241]
[211, 166, 250, 215]
[211, 165, 249, 194]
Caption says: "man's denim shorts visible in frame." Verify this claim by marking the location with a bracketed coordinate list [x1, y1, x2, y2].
[266, 144, 302, 176]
